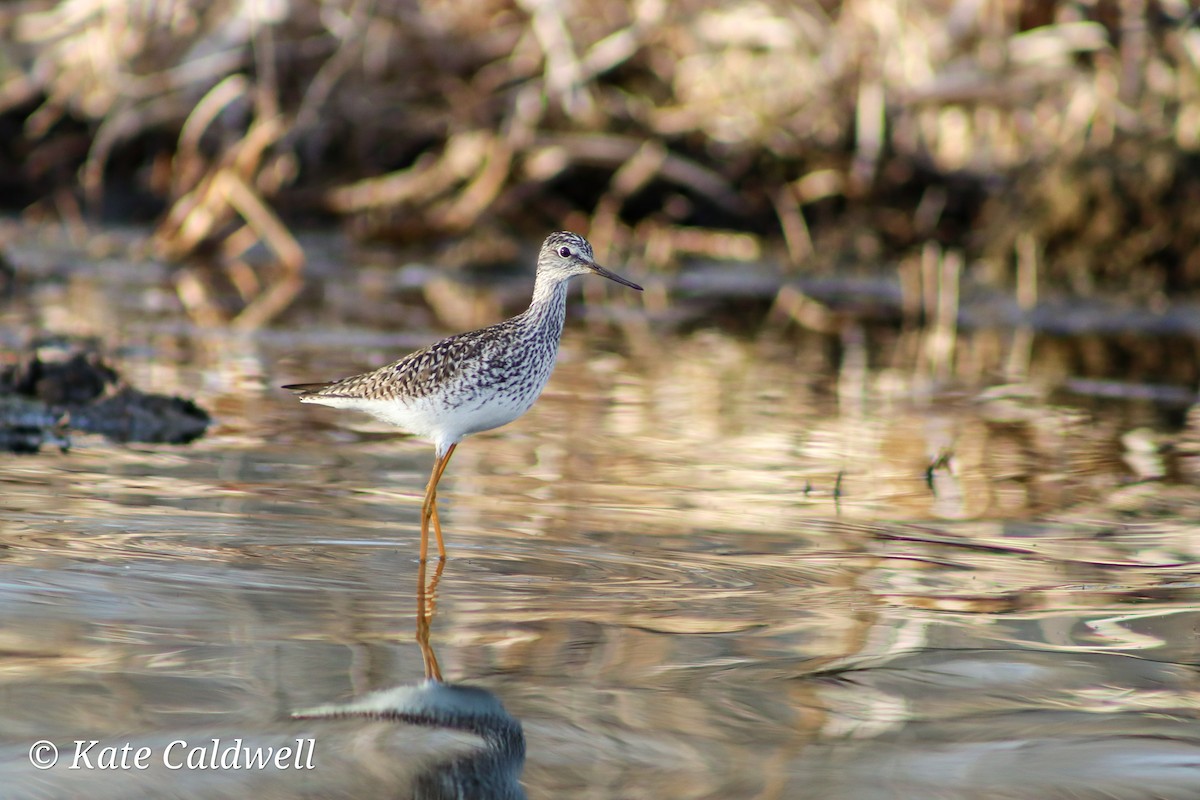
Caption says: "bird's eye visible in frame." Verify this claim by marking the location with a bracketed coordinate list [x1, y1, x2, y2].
[558, 246, 571, 258]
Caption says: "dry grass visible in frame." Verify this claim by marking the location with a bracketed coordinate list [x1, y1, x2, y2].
[1, 0, 1199, 325]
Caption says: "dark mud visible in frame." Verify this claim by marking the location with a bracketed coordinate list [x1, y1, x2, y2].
[0, 339, 210, 453]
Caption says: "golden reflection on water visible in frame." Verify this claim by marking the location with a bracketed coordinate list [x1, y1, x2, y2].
[4, 248, 1200, 796]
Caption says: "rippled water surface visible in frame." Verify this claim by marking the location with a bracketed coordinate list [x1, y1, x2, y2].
[3, 227, 1200, 798]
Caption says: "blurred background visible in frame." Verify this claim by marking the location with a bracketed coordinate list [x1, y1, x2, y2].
[3, 1, 1200, 798]
[4, 0, 1200, 311]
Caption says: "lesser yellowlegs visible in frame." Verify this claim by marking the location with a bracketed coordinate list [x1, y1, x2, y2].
[284, 232, 642, 560]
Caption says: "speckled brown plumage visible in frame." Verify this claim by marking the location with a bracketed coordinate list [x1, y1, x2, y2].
[287, 315, 531, 401]
[282, 231, 642, 561]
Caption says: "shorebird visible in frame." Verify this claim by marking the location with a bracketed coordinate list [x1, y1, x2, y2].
[284, 232, 642, 560]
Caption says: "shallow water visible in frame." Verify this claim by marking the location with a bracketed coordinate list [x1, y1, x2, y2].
[3, 225, 1200, 798]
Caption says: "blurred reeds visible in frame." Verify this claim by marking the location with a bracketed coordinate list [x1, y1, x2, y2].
[2, 0, 1200, 324]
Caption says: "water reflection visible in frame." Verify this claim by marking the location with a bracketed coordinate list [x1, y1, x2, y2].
[788, 646, 1200, 799]
[0, 551, 526, 799]
[4, 228, 1200, 797]
[294, 685, 525, 800]
[3, 685, 525, 800]
[417, 557, 446, 682]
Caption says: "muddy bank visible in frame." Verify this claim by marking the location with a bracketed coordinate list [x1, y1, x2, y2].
[0, 340, 210, 453]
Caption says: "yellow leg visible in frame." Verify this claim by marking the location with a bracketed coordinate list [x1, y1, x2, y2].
[429, 479, 444, 547]
[419, 443, 457, 561]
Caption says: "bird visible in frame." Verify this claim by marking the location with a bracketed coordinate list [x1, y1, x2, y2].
[283, 232, 642, 561]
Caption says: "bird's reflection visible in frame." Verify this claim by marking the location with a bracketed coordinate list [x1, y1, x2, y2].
[290, 555, 526, 798]
[416, 555, 445, 682]
[2, 558, 526, 800]
[292, 679, 526, 800]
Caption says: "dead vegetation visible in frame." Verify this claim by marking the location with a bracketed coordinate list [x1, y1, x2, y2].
[0, 0, 1198, 327]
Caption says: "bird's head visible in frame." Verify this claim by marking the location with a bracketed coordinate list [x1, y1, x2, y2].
[538, 232, 642, 290]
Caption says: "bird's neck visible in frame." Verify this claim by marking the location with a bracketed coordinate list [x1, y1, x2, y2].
[521, 273, 570, 340]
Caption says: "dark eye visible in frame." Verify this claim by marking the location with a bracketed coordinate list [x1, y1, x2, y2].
[558, 246, 571, 257]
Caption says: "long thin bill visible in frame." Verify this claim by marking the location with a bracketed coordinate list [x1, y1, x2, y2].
[590, 263, 643, 291]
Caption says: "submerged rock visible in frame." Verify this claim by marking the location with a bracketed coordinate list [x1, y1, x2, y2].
[0, 340, 210, 453]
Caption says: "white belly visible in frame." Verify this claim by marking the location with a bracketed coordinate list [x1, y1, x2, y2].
[301, 364, 551, 445]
